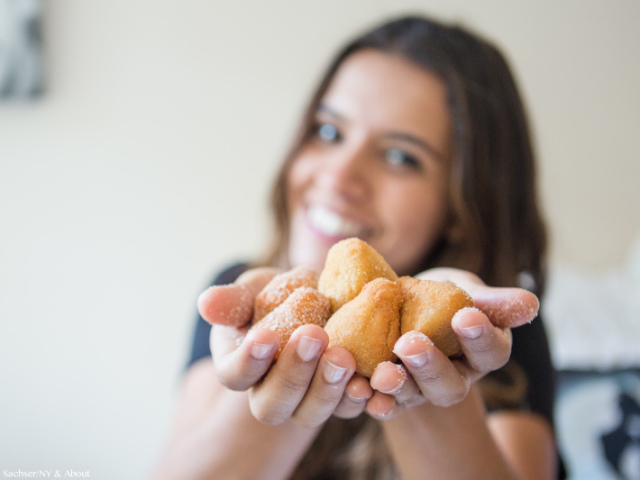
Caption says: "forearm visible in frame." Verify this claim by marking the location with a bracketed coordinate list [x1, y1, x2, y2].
[379, 386, 520, 480]
[151, 365, 321, 480]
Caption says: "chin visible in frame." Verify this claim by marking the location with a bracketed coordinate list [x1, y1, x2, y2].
[287, 232, 327, 275]
[287, 217, 330, 272]
[288, 247, 326, 274]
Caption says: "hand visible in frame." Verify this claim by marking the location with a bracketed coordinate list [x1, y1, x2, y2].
[365, 267, 539, 420]
[198, 267, 373, 427]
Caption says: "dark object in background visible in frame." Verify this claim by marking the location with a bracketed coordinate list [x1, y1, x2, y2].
[556, 369, 640, 479]
[0, 0, 44, 99]
[601, 392, 640, 479]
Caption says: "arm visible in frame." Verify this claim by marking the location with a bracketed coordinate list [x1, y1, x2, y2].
[368, 268, 558, 480]
[151, 268, 371, 480]
[150, 359, 321, 480]
[379, 388, 557, 480]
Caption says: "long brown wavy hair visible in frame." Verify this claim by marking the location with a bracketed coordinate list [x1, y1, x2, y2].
[260, 15, 548, 479]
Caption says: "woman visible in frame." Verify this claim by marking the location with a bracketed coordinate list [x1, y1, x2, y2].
[153, 15, 561, 480]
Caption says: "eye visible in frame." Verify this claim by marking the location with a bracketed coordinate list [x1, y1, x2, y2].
[385, 148, 421, 170]
[314, 122, 341, 143]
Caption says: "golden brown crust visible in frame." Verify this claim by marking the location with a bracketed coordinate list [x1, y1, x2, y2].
[324, 278, 402, 377]
[257, 239, 475, 374]
[253, 266, 318, 322]
[318, 238, 398, 313]
[398, 276, 474, 357]
[251, 287, 331, 359]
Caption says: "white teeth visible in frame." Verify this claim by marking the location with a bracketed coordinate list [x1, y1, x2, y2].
[307, 205, 366, 237]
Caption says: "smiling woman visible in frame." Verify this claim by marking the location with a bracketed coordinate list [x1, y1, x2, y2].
[152, 14, 561, 480]
[286, 51, 452, 276]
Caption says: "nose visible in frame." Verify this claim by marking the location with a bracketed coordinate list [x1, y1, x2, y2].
[316, 141, 371, 202]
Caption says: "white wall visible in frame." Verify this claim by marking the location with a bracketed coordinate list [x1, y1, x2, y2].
[1, 1, 638, 478]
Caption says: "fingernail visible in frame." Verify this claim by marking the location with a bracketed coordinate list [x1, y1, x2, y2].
[323, 361, 347, 384]
[377, 408, 393, 418]
[380, 380, 406, 395]
[345, 389, 367, 403]
[400, 351, 429, 368]
[297, 335, 323, 362]
[250, 342, 277, 360]
[459, 325, 484, 339]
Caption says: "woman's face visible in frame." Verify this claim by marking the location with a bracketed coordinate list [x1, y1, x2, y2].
[287, 50, 453, 276]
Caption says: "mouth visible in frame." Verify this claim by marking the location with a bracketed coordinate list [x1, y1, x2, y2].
[306, 204, 372, 239]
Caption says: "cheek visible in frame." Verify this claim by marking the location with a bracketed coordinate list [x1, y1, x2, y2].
[380, 187, 450, 270]
[286, 157, 313, 210]
[388, 181, 448, 233]
[395, 200, 447, 242]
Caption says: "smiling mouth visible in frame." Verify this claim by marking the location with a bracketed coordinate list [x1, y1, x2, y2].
[307, 205, 371, 238]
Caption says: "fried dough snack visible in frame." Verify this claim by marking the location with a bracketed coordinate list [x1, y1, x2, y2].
[318, 238, 398, 313]
[250, 286, 331, 360]
[253, 266, 318, 322]
[399, 276, 474, 357]
[324, 278, 402, 377]
[244, 238, 474, 375]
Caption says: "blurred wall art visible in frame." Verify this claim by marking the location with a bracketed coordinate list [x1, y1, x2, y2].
[0, 0, 43, 99]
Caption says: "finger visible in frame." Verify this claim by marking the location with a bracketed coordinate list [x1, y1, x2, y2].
[333, 375, 372, 419]
[452, 307, 512, 376]
[369, 361, 425, 409]
[415, 267, 539, 328]
[365, 391, 396, 419]
[292, 347, 356, 427]
[370, 362, 408, 395]
[468, 286, 539, 329]
[249, 325, 328, 425]
[393, 331, 470, 408]
[198, 267, 281, 326]
[211, 325, 280, 391]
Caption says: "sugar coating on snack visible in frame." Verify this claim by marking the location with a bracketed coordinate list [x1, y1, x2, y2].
[318, 238, 398, 313]
[399, 276, 474, 357]
[253, 266, 319, 322]
[250, 286, 330, 359]
[324, 278, 402, 377]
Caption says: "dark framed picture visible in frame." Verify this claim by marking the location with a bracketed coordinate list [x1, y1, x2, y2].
[0, 0, 44, 99]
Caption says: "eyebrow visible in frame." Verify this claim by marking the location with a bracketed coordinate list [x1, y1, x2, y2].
[316, 104, 445, 162]
[385, 132, 446, 162]
[317, 104, 345, 121]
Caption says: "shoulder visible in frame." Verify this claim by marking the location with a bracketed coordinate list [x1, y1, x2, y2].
[211, 262, 251, 286]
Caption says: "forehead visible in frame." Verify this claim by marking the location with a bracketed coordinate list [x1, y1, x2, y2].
[321, 49, 451, 136]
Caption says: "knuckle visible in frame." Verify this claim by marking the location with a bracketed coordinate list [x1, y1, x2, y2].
[432, 388, 467, 408]
[426, 376, 469, 408]
[216, 371, 241, 391]
[467, 334, 496, 354]
[468, 343, 512, 373]
[292, 412, 326, 428]
[275, 372, 311, 395]
[314, 384, 344, 406]
[216, 361, 255, 391]
[402, 396, 426, 409]
[414, 367, 444, 387]
[250, 401, 286, 426]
